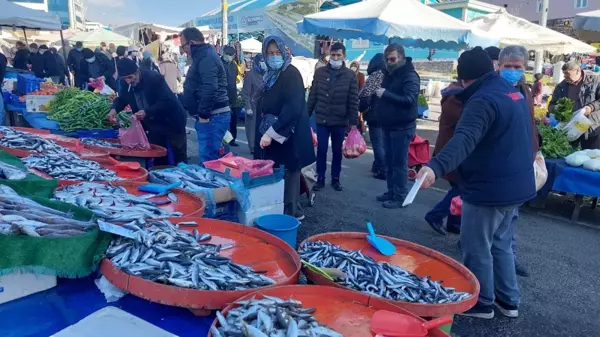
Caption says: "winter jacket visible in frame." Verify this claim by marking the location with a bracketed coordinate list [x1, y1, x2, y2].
[433, 82, 464, 183]
[307, 64, 359, 127]
[12, 49, 29, 70]
[359, 54, 385, 126]
[550, 70, 600, 136]
[67, 49, 83, 74]
[183, 44, 230, 119]
[78, 52, 116, 90]
[28, 52, 44, 78]
[222, 58, 238, 106]
[428, 72, 536, 207]
[112, 70, 186, 136]
[375, 57, 420, 130]
[242, 70, 262, 113]
[41, 51, 60, 77]
[140, 58, 159, 73]
[0, 53, 6, 84]
[255, 65, 316, 172]
[159, 61, 179, 93]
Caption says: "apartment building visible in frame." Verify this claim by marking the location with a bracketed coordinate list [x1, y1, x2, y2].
[7, 0, 85, 30]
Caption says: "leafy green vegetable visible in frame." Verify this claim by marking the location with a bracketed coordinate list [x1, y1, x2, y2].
[538, 124, 575, 158]
[553, 97, 574, 123]
[418, 94, 428, 107]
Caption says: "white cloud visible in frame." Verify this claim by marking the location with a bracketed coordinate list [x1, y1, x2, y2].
[86, 0, 126, 8]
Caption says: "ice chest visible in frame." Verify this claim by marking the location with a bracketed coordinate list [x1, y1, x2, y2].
[0, 272, 57, 304]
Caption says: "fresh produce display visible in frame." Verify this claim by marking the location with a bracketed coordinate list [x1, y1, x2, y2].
[149, 166, 231, 190]
[53, 183, 183, 222]
[0, 161, 27, 180]
[552, 97, 574, 123]
[212, 295, 343, 337]
[418, 94, 428, 107]
[117, 111, 132, 128]
[47, 88, 114, 132]
[22, 154, 120, 181]
[0, 127, 74, 155]
[534, 106, 548, 121]
[299, 241, 472, 304]
[105, 219, 276, 290]
[0, 185, 96, 237]
[538, 124, 575, 159]
[81, 138, 122, 149]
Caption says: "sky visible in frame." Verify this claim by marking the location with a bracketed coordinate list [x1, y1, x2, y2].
[85, 0, 222, 27]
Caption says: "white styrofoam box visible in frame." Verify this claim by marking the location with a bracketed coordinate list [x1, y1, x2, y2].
[52, 307, 176, 337]
[25, 95, 55, 112]
[244, 179, 284, 210]
[0, 272, 57, 304]
[237, 203, 284, 227]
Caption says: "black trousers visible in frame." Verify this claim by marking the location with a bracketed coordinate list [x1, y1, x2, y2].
[148, 131, 188, 166]
[230, 107, 240, 141]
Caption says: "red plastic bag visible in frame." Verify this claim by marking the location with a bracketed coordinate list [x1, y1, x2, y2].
[119, 116, 151, 150]
[343, 128, 367, 159]
[311, 128, 318, 147]
[450, 196, 463, 216]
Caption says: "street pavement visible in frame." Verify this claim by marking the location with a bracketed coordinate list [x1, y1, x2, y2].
[185, 112, 600, 337]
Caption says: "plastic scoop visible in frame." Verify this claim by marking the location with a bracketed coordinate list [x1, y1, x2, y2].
[371, 310, 453, 337]
[104, 156, 141, 171]
[138, 181, 181, 194]
[301, 260, 346, 281]
[367, 222, 396, 256]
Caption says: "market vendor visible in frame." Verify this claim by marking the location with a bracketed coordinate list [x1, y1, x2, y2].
[108, 58, 187, 166]
[550, 60, 600, 149]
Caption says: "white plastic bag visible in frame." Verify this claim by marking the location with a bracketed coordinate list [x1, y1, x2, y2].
[560, 109, 592, 142]
[584, 149, 600, 159]
[583, 158, 600, 171]
[533, 151, 548, 192]
[95, 276, 126, 303]
[565, 151, 591, 167]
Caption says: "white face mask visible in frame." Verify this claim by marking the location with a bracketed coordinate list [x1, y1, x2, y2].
[330, 59, 343, 69]
[350, 66, 358, 72]
[86, 57, 95, 63]
[223, 55, 233, 63]
[39, 49, 47, 54]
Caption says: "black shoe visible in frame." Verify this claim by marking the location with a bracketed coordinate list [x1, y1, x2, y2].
[331, 179, 342, 191]
[373, 172, 387, 181]
[314, 179, 325, 191]
[446, 224, 461, 235]
[382, 200, 404, 209]
[229, 141, 239, 147]
[515, 262, 530, 278]
[494, 299, 519, 318]
[376, 192, 393, 202]
[425, 215, 447, 236]
[459, 303, 494, 319]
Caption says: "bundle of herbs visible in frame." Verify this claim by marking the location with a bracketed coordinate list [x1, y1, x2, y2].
[538, 124, 575, 158]
[553, 98, 574, 123]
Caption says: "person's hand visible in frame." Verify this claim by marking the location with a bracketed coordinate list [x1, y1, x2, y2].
[88, 77, 95, 82]
[199, 118, 209, 123]
[375, 88, 385, 98]
[108, 109, 117, 124]
[100, 76, 105, 81]
[134, 110, 146, 121]
[583, 105, 593, 116]
[260, 134, 272, 149]
[416, 166, 436, 189]
[246, 109, 253, 116]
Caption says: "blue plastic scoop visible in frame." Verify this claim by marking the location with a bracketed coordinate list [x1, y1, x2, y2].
[137, 181, 181, 194]
[367, 222, 396, 256]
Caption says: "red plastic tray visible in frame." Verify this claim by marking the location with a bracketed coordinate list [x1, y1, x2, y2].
[57, 180, 205, 218]
[300, 233, 480, 317]
[27, 161, 148, 182]
[12, 127, 51, 134]
[209, 285, 449, 337]
[101, 218, 301, 315]
[83, 138, 167, 158]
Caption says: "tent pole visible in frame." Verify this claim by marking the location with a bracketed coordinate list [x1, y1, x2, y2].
[59, 30, 70, 86]
[22, 28, 28, 44]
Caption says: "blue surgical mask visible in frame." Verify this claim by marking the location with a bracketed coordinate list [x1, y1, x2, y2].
[267, 55, 284, 70]
[76, 47, 82, 52]
[501, 69, 524, 86]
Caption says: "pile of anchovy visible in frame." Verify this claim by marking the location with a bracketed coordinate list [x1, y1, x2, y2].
[149, 166, 231, 190]
[53, 182, 183, 222]
[0, 185, 96, 237]
[0, 161, 27, 180]
[22, 153, 120, 181]
[105, 219, 276, 290]
[299, 241, 471, 304]
[0, 127, 74, 155]
[212, 296, 343, 337]
[81, 138, 122, 149]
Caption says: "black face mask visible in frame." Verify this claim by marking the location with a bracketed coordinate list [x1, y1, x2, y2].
[386, 59, 406, 73]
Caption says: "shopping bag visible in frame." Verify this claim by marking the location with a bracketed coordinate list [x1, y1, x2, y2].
[450, 196, 462, 216]
[119, 116, 151, 150]
[89, 78, 115, 96]
[559, 109, 592, 142]
[533, 151, 548, 192]
[343, 128, 367, 159]
[311, 128, 318, 147]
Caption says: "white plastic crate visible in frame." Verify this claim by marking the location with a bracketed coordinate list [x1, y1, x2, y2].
[243, 179, 284, 210]
[0, 272, 57, 304]
[237, 203, 284, 227]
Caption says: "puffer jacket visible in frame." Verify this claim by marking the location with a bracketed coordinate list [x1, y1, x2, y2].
[359, 54, 385, 126]
[375, 57, 420, 130]
[183, 44, 230, 119]
[307, 63, 359, 127]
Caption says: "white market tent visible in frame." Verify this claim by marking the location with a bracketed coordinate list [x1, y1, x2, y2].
[469, 9, 595, 54]
[0, 0, 62, 31]
[573, 10, 600, 42]
[113, 22, 181, 44]
[240, 38, 262, 53]
[297, 0, 498, 49]
[67, 29, 132, 47]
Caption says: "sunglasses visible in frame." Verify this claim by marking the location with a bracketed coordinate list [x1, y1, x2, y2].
[386, 57, 398, 63]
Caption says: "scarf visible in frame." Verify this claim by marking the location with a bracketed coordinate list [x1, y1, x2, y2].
[262, 36, 291, 90]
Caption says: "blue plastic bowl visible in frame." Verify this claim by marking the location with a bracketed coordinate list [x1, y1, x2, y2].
[256, 214, 300, 249]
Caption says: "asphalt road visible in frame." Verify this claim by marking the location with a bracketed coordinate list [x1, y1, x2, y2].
[185, 112, 600, 337]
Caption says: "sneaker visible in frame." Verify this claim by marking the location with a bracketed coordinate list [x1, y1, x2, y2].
[515, 262, 530, 278]
[494, 299, 519, 318]
[459, 303, 495, 319]
[373, 171, 387, 181]
[314, 179, 325, 191]
[331, 179, 342, 192]
[229, 141, 239, 147]
[424, 215, 447, 236]
[382, 200, 404, 209]
[376, 192, 393, 202]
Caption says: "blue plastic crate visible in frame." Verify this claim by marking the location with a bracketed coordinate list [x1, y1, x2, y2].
[207, 200, 238, 222]
[17, 74, 43, 95]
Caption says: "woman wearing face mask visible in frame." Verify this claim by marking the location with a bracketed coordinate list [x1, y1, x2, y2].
[241, 53, 266, 154]
[140, 51, 160, 72]
[256, 37, 316, 219]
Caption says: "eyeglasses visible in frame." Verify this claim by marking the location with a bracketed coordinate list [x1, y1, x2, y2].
[386, 57, 398, 63]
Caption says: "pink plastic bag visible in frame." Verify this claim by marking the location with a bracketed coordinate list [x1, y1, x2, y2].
[204, 153, 274, 177]
[450, 196, 463, 216]
[119, 116, 151, 150]
[343, 128, 367, 159]
[311, 128, 318, 147]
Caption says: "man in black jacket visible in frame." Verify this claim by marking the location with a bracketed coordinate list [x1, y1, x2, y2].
[12, 41, 29, 70]
[78, 48, 116, 91]
[50, 47, 67, 85]
[308, 42, 358, 191]
[108, 59, 187, 165]
[222, 46, 240, 146]
[181, 27, 231, 163]
[39, 45, 60, 82]
[28, 43, 44, 78]
[68, 41, 84, 87]
[0, 51, 6, 125]
[375, 44, 420, 209]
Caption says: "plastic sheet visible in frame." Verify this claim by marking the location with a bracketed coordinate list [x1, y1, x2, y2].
[119, 117, 150, 151]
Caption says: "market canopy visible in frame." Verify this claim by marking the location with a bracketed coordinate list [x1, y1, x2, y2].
[67, 29, 132, 47]
[0, 0, 62, 30]
[241, 38, 262, 53]
[297, 0, 497, 49]
[573, 10, 600, 42]
[470, 9, 596, 54]
[113, 22, 181, 44]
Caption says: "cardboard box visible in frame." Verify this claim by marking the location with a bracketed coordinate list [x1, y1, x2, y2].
[237, 203, 284, 227]
[0, 273, 57, 304]
[26, 95, 55, 112]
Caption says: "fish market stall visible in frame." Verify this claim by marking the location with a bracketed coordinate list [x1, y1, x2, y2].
[100, 218, 301, 315]
[80, 137, 168, 169]
[209, 285, 449, 337]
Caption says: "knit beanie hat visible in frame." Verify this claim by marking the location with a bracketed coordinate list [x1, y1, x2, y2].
[117, 58, 139, 77]
[457, 47, 494, 81]
[484, 46, 501, 61]
[82, 48, 94, 59]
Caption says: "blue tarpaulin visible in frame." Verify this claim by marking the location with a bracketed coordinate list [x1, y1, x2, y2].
[541, 159, 600, 198]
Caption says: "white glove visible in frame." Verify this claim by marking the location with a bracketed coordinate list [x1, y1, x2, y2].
[246, 109, 253, 116]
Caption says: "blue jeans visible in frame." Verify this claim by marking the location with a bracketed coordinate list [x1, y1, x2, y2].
[461, 202, 520, 307]
[425, 184, 461, 230]
[511, 208, 519, 259]
[316, 125, 345, 180]
[369, 126, 385, 172]
[383, 126, 415, 200]
[195, 112, 231, 163]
